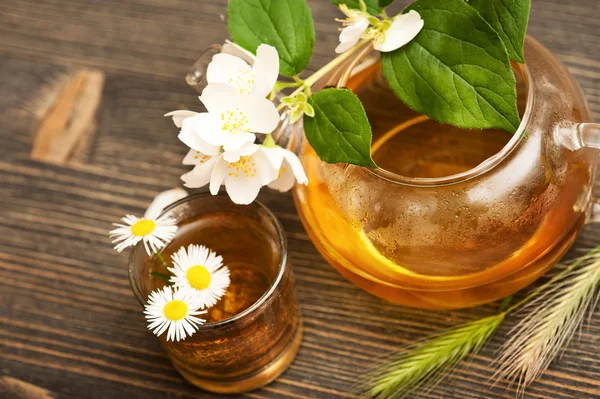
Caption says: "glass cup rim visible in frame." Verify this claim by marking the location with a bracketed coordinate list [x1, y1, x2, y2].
[338, 40, 535, 187]
[128, 192, 289, 329]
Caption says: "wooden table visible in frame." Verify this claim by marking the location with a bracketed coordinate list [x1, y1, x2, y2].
[1, 1, 598, 398]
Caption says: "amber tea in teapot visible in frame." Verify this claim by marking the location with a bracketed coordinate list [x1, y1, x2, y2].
[293, 38, 599, 309]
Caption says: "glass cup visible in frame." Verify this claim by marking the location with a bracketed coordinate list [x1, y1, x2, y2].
[129, 193, 302, 393]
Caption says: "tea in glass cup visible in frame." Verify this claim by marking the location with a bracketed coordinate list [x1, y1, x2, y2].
[129, 193, 302, 393]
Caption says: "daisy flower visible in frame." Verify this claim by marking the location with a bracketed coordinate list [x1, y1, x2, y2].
[144, 286, 207, 342]
[168, 244, 231, 309]
[110, 214, 177, 256]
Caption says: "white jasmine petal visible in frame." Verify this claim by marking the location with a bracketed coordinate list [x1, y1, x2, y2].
[251, 44, 280, 98]
[374, 10, 424, 52]
[181, 154, 219, 189]
[207, 53, 255, 94]
[164, 110, 198, 128]
[335, 4, 370, 54]
[209, 155, 229, 196]
[209, 148, 278, 205]
[178, 113, 222, 156]
[225, 174, 263, 205]
[223, 143, 259, 163]
[221, 40, 255, 64]
[261, 146, 308, 192]
[207, 43, 279, 98]
[201, 84, 280, 133]
[336, 19, 369, 53]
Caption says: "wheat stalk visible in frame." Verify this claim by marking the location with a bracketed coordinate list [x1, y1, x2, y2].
[356, 246, 600, 399]
[357, 313, 505, 399]
[493, 246, 600, 395]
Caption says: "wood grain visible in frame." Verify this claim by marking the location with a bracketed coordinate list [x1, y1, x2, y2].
[0, 0, 599, 398]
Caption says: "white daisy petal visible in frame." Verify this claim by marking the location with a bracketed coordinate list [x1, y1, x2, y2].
[374, 10, 424, 52]
[109, 214, 177, 255]
[168, 244, 231, 309]
[144, 188, 188, 219]
[164, 110, 198, 128]
[250, 44, 280, 98]
[144, 286, 207, 342]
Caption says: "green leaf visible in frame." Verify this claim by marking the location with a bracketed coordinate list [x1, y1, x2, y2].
[228, 0, 315, 77]
[379, 0, 395, 8]
[330, 0, 381, 15]
[304, 88, 377, 168]
[381, 0, 521, 133]
[470, 0, 530, 63]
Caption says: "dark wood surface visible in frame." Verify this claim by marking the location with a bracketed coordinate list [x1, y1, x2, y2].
[1, 0, 599, 398]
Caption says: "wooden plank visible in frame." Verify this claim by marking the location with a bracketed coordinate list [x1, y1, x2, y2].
[0, 0, 599, 398]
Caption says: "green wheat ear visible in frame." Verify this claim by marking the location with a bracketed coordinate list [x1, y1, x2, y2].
[493, 247, 600, 395]
[357, 313, 505, 399]
[356, 246, 600, 399]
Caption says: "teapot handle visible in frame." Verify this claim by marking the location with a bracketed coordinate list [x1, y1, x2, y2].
[555, 122, 600, 151]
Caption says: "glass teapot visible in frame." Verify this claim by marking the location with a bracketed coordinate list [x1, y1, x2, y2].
[188, 37, 599, 309]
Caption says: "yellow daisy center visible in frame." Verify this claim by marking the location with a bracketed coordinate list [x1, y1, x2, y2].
[227, 156, 257, 178]
[221, 108, 250, 135]
[131, 219, 156, 236]
[186, 266, 211, 290]
[163, 300, 188, 321]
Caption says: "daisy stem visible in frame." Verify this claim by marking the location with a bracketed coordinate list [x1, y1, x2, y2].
[288, 39, 371, 99]
[155, 251, 168, 269]
[150, 271, 172, 284]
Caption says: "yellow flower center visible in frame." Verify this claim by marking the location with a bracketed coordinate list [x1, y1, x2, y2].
[186, 266, 211, 290]
[163, 300, 188, 321]
[228, 70, 256, 94]
[131, 219, 156, 236]
[227, 156, 257, 179]
[221, 108, 250, 135]
[193, 151, 211, 164]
